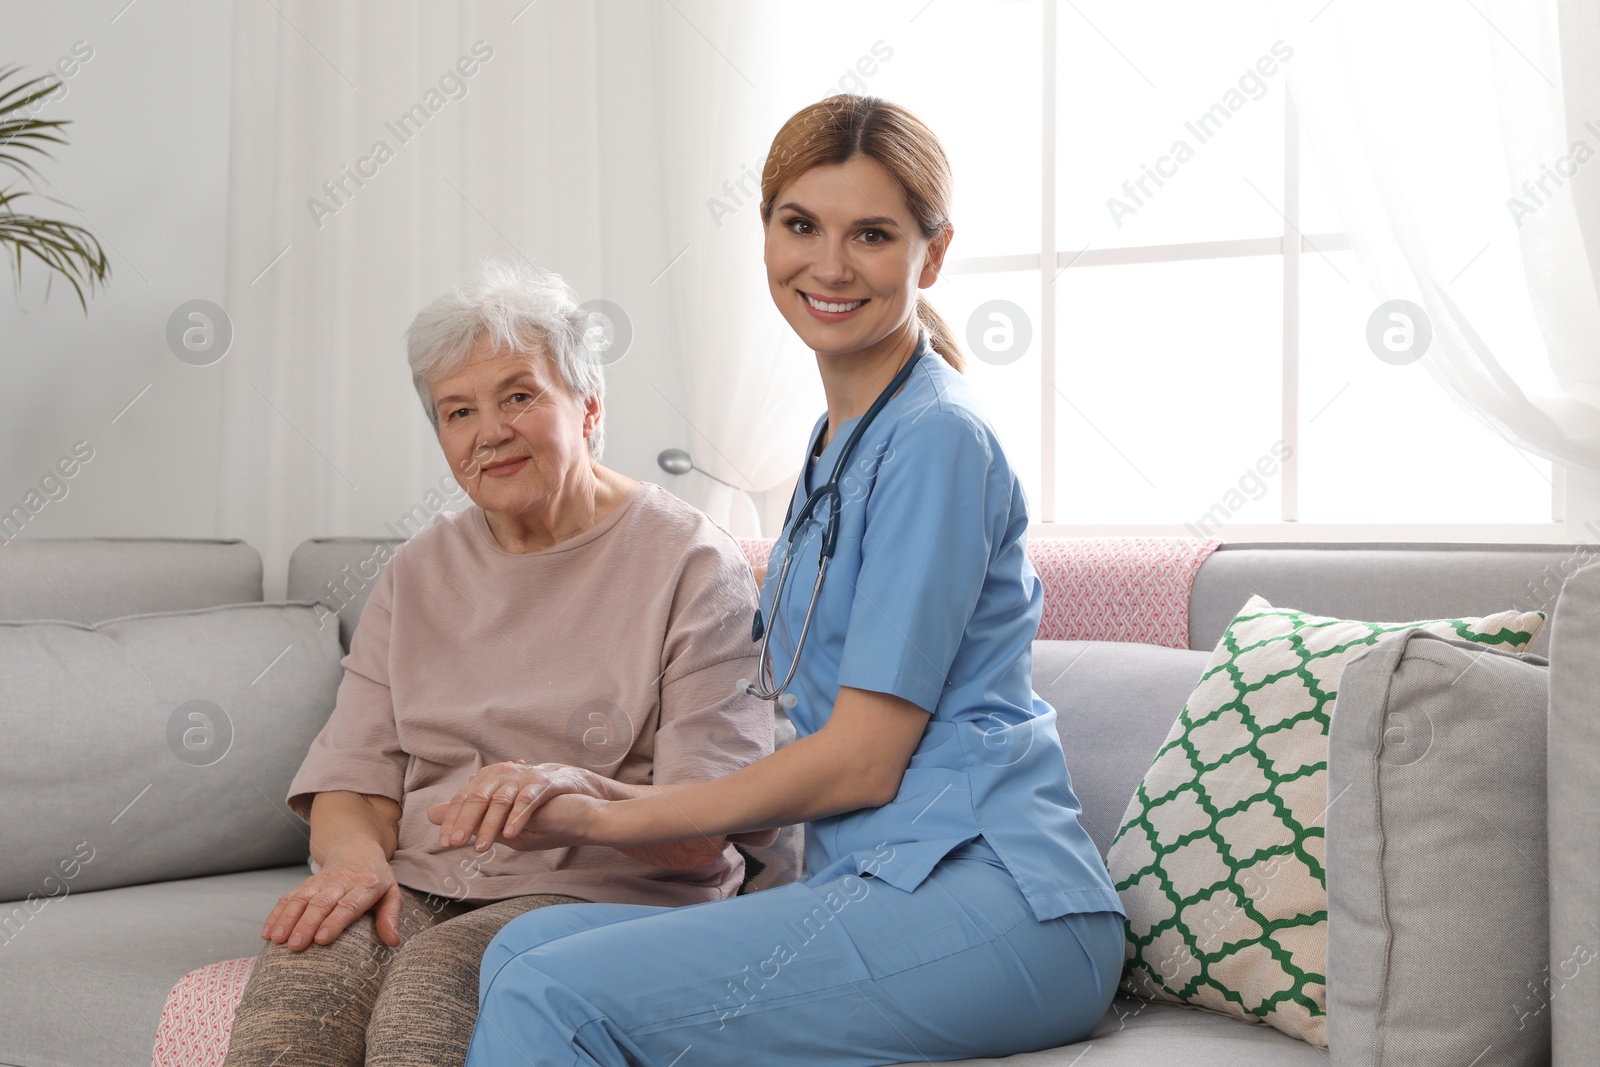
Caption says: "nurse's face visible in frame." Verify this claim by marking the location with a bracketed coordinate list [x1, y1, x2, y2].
[763, 156, 948, 359]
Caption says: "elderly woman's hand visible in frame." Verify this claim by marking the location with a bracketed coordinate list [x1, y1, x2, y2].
[427, 761, 728, 869]
[262, 840, 403, 952]
[473, 791, 729, 870]
[428, 761, 612, 851]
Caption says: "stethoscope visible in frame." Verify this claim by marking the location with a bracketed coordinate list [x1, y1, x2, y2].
[738, 335, 927, 710]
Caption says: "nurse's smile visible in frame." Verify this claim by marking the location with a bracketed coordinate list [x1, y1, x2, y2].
[800, 290, 869, 322]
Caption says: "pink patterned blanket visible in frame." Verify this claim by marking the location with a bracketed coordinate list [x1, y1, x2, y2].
[150, 957, 254, 1067]
[739, 535, 1219, 648]
[154, 536, 1218, 1065]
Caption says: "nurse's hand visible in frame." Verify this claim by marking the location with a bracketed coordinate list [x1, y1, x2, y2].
[497, 793, 729, 869]
[428, 763, 729, 869]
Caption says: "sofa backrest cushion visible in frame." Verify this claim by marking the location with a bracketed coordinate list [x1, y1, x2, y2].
[1191, 543, 1582, 657]
[0, 602, 344, 903]
[291, 536, 1588, 664]
[0, 538, 262, 624]
[1035, 640, 1212, 858]
[286, 537, 400, 652]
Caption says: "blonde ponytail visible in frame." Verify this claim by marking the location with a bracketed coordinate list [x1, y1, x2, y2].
[916, 293, 965, 373]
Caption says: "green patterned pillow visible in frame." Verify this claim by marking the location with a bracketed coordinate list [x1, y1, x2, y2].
[1104, 596, 1545, 1048]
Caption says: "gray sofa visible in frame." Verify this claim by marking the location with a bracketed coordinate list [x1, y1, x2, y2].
[2, 536, 1596, 1067]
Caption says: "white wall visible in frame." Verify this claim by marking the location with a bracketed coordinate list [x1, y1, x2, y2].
[0, 0, 234, 543]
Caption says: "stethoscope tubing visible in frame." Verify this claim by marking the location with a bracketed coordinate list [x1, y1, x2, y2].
[741, 336, 928, 708]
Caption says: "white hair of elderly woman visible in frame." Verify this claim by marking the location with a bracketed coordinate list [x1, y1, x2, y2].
[406, 258, 608, 458]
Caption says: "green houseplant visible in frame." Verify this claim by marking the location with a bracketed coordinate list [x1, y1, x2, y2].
[0, 64, 110, 311]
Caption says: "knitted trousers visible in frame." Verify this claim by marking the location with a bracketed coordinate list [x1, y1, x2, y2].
[223, 886, 585, 1067]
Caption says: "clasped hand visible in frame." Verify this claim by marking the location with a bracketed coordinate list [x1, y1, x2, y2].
[426, 760, 727, 870]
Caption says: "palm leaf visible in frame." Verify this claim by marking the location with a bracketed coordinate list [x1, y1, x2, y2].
[0, 66, 71, 185]
[0, 65, 111, 313]
[0, 186, 110, 313]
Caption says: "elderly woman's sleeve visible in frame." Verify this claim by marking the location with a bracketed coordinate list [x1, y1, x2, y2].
[652, 538, 772, 787]
[286, 557, 408, 820]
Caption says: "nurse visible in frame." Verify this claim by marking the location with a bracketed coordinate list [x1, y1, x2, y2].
[433, 94, 1126, 1066]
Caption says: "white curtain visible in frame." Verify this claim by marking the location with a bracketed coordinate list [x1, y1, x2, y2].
[599, 1, 825, 538]
[1286, 0, 1600, 475]
[219, 0, 816, 596]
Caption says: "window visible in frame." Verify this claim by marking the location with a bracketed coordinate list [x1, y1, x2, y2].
[772, 0, 1557, 534]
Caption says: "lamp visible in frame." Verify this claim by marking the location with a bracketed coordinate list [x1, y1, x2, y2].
[657, 449, 762, 534]
[657, 449, 742, 488]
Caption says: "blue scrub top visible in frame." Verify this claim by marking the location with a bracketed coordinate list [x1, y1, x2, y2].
[758, 338, 1125, 922]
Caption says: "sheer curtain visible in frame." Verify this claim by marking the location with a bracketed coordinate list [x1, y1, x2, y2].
[219, 0, 814, 595]
[1286, 0, 1600, 484]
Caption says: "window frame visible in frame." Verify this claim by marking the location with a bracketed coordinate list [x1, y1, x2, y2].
[942, 0, 1565, 542]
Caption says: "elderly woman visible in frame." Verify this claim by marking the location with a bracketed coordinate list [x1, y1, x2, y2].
[223, 260, 774, 1067]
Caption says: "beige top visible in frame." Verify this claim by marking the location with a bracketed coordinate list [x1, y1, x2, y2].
[288, 483, 770, 906]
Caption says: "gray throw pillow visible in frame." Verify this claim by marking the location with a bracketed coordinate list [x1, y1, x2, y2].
[0, 602, 344, 904]
[1547, 560, 1600, 1064]
[1327, 629, 1550, 1066]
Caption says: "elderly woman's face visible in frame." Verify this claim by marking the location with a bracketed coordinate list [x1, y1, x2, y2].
[430, 336, 598, 516]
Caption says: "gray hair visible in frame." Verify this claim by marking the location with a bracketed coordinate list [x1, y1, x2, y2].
[406, 258, 607, 458]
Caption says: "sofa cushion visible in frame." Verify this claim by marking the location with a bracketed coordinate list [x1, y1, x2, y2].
[1035, 641, 1213, 856]
[885, 997, 1330, 1066]
[1188, 543, 1576, 656]
[0, 602, 343, 900]
[7, 884, 1335, 1067]
[1326, 630, 1549, 1067]
[286, 536, 400, 652]
[0, 866, 305, 1067]
[0, 538, 263, 623]
[1105, 597, 1545, 1048]
[1546, 559, 1600, 1065]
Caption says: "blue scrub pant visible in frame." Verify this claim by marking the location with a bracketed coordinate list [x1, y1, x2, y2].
[466, 848, 1124, 1066]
